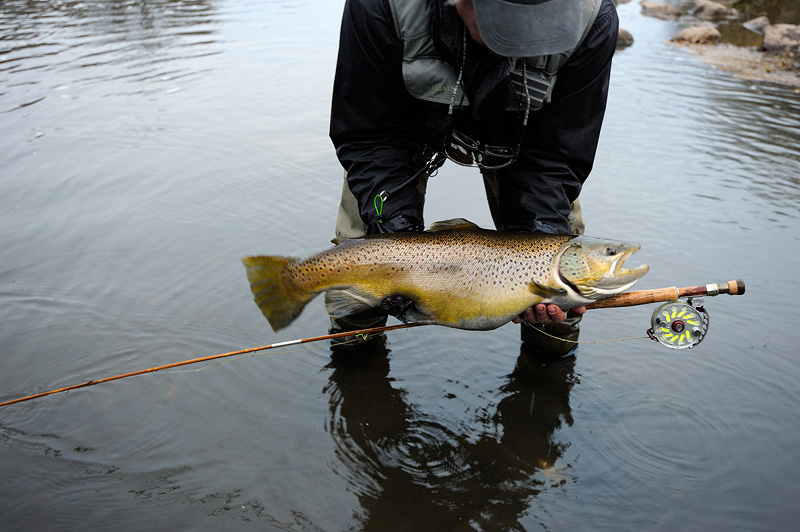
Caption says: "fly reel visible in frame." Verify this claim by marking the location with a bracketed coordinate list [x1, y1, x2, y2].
[648, 299, 709, 349]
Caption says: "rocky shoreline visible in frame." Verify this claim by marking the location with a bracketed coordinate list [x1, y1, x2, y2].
[678, 42, 800, 89]
[618, 0, 800, 89]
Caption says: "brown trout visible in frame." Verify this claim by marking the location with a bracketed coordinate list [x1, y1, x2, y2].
[242, 219, 648, 332]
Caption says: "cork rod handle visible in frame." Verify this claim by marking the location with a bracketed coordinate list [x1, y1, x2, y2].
[584, 279, 745, 310]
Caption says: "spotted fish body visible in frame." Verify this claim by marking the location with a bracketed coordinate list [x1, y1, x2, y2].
[242, 219, 648, 332]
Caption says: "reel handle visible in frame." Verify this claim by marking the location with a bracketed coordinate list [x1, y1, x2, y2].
[585, 279, 745, 310]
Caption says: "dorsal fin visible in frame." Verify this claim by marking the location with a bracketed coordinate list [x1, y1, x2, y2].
[428, 218, 480, 232]
[331, 237, 359, 245]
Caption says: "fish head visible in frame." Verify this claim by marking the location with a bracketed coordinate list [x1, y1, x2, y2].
[557, 237, 649, 300]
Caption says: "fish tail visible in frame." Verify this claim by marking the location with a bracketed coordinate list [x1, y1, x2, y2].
[241, 255, 313, 332]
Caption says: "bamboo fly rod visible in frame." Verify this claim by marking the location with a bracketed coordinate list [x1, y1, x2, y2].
[0, 280, 744, 408]
[0, 323, 424, 408]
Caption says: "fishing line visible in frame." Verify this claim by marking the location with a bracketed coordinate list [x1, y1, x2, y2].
[0, 321, 665, 409]
[522, 322, 650, 345]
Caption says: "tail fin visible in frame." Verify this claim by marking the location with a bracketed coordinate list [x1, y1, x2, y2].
[241, 256, 315, 332]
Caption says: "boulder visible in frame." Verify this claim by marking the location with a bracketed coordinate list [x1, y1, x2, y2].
[690, 0, 733, 21]
[763, 24, 800, 55]
[641, 1, 681, 19]
[671, 26, 722, 44]
[743, 16, 770, 36]
[617, 28, 634, 49]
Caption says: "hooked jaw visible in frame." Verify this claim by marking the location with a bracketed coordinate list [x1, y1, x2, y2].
[593, 246, 649, 296]
[558, 240, 649, 299]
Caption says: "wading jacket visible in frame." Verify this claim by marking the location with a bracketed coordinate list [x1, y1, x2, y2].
[330, 0, 619, 234]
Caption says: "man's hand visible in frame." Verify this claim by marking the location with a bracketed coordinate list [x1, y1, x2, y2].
[512, 304, 586, 325]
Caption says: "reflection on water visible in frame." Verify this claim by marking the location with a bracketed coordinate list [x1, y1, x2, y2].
[325, 341, 578, 530]
[697, 79, 800, 219]
[0, 0, 222, 112]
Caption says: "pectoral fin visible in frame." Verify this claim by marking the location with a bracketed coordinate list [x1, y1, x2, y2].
[529, 280, 567, 298]
[324, 289, 381, 318]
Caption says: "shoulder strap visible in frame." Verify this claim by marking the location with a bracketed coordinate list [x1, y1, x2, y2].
[388, 0, 469, 105]
[509, 0, 603, 111]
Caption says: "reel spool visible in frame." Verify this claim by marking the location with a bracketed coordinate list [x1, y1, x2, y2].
[648, 299, 709, 349]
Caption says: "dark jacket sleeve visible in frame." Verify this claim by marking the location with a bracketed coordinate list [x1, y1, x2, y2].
[329, 0, 428, 232]
[493, 0, 619, 234]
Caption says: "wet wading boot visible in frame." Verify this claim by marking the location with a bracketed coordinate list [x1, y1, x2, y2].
[520, 310, 582, 358]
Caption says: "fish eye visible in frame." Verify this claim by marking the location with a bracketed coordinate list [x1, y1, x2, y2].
[606, 247, 617, 256]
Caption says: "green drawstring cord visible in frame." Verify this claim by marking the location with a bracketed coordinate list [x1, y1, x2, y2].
[373, 151, 446, 225]
[373, 193, 385, 225]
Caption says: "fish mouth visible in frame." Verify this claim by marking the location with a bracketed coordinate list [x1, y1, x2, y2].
[615, 262, 650, 285]
[597, 249, 649, 293]
[612, 253, 649, 280]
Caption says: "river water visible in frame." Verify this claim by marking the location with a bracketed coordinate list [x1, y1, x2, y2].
[1, 1, 799, 531]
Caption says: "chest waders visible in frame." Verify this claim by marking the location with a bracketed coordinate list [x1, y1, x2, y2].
[332, 0, 601, 355]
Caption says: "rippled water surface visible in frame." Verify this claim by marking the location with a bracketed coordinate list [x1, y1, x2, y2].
[2, 1, 799, 531]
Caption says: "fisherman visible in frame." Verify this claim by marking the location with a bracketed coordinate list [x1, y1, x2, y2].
[329, 0, 619, 356]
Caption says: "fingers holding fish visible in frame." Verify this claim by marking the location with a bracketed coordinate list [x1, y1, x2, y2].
[512, 304, 586, 325]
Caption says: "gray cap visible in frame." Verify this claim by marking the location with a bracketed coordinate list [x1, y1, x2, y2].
[473, 0, 598, 57]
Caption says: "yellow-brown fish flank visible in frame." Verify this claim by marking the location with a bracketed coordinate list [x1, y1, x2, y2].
[242, 219, 647, 332]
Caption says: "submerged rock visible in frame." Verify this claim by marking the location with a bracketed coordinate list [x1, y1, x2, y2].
[691, 0, 734, 21]
[641, 1, 681, 19]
